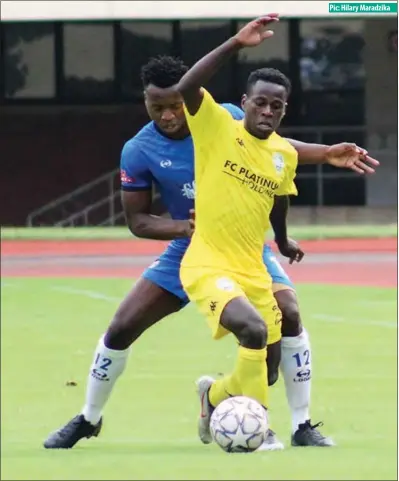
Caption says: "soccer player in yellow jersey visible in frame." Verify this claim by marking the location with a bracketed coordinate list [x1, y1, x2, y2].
[175, 14, 305, 443]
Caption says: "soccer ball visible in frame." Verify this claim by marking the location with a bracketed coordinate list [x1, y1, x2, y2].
[210, 396, 268, 453]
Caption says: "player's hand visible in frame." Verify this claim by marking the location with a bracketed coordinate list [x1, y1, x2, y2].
[234, 14, 279, 48]
[276, 238, 304, 265]
[183, 209, 195, 237]
[325, 143, 380, 174]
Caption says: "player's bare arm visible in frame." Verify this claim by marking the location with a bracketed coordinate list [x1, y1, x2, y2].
[177, 14, 279, 115]
[270, 195, 304, 265]
[149, 191, 168, 216]
[122, 190, 194, 240]
[286, 139, 380, 174]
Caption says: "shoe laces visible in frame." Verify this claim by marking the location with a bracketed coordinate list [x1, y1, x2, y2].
[58, 415, 83, 438]
[302, 420, 326, 439]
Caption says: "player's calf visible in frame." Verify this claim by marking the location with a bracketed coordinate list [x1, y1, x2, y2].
[266, 340, 281, 387]
[274, 289, 302, 337]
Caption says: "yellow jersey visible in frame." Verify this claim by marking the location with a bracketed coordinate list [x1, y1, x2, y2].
[183, 89, 298, 275]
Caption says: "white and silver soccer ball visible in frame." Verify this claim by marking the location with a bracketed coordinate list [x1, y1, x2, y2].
[210, 396, 268, 453]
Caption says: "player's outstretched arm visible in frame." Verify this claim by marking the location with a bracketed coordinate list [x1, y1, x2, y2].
[122, 190, 194, 240]
[177, 14, 279, 115]
[286, 138, 380, 174]
[270, 195, 304, 264]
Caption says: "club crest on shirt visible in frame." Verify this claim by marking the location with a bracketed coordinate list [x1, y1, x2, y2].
[216, 277, 235, 292]
[272, 153, 285, 174]
[181, 181, 196, 199]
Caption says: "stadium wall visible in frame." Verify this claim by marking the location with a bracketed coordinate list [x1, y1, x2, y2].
[0, 7, 397, 225]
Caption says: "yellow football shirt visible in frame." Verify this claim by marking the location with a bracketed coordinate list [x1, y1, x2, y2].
[183, 89, 298, 275]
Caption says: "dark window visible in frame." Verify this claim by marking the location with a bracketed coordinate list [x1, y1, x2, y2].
[300, 90, 364, 126]
[63, 22, 114, 99]
[321, 128, 365, 147]
[322, 175, 365, 205]
[180, 21, 234, 101]
[4, 22, 55, 98]
[299, 20, 365, 126]
[291, 178, 318, 206]
[120, 21, 173, 98]
[236, 20, 289, 96]
[300, 19, 365, 91]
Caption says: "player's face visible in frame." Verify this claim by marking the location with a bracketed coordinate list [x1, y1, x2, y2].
[144, 84, 188, 138]
[241, 81, 288, 139]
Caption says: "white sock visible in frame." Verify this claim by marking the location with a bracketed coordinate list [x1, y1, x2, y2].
[280, 328, 312, 433]
[81, 336, 130, 425]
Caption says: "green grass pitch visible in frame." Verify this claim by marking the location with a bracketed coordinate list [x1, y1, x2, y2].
[1, 278, 397, 480]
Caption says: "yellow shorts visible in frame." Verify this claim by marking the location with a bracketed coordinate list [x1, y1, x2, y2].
[180, 267, 282, 345]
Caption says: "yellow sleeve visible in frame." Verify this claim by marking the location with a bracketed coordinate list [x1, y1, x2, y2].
[276, 160, 298, 196]
[183, 88, 232, 145]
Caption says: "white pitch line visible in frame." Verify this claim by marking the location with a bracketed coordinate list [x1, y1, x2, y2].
[1, 281, 19, 288]
[51, 287, 397, 329]
[51, 286, 120, 303]
[312, 314, 397, 329]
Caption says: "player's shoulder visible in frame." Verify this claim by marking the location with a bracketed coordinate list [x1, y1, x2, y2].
[269, 133, 298, 164]
[220, 102, 244, 120]
[122, 122, 156, 156]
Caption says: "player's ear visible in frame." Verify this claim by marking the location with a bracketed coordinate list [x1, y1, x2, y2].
[282, 102, 288, 118]
[241, 94, 247, 111]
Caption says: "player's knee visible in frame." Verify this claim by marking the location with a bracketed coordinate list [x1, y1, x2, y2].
[268, 368, 279, 386]
[239, 316, 267, 349]
[280, 300, 302, 337]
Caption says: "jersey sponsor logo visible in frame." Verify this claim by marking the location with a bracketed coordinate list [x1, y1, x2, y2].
[216, 277, 235, 292]
[272, 153, 285, 174]
[120, 169, 135, 184]
[160, 159, 172, 168]
[222, 160, 279, 198]
[181, 181, 196, 199]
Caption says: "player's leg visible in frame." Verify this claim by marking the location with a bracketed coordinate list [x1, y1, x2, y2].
[213, 296, 270, 405]
[81, 277, 182, 424]
[196, 296, 270, 444]
[44, 252, 186, 449]
[263, 245, 334, 446]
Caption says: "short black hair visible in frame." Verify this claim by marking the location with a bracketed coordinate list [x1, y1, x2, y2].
[246, 68, 291, 95]
[141, 55, 189, 89]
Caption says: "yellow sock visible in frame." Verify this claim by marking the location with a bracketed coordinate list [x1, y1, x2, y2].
[235, 345, 268, 408]
[209, 374, 241, 407]
[209, 346, 268, 409]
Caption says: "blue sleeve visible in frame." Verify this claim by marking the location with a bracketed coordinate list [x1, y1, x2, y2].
[120, 140, 153, 191]
[220, 103, 245, 121]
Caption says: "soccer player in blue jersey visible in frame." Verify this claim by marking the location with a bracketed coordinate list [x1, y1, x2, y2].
[44, 55, 378, 451]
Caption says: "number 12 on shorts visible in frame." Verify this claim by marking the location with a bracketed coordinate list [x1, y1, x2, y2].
[293, 350, 310, 368]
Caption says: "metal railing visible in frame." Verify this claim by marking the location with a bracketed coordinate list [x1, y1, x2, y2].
[26, 169, 120, 226]
[25, 125, 397, 226]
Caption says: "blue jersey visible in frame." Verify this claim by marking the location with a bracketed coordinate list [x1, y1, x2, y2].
[120, 103, 244, 248]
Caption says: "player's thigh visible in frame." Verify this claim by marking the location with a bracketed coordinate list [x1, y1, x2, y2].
[248, 276, 282, 346]
[143, 244, 190, 305]
[107, 276, 182, 347]
[262, 244, 295, 294]
[220, 296, 268, 349]
[180, 267, 250, 340]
